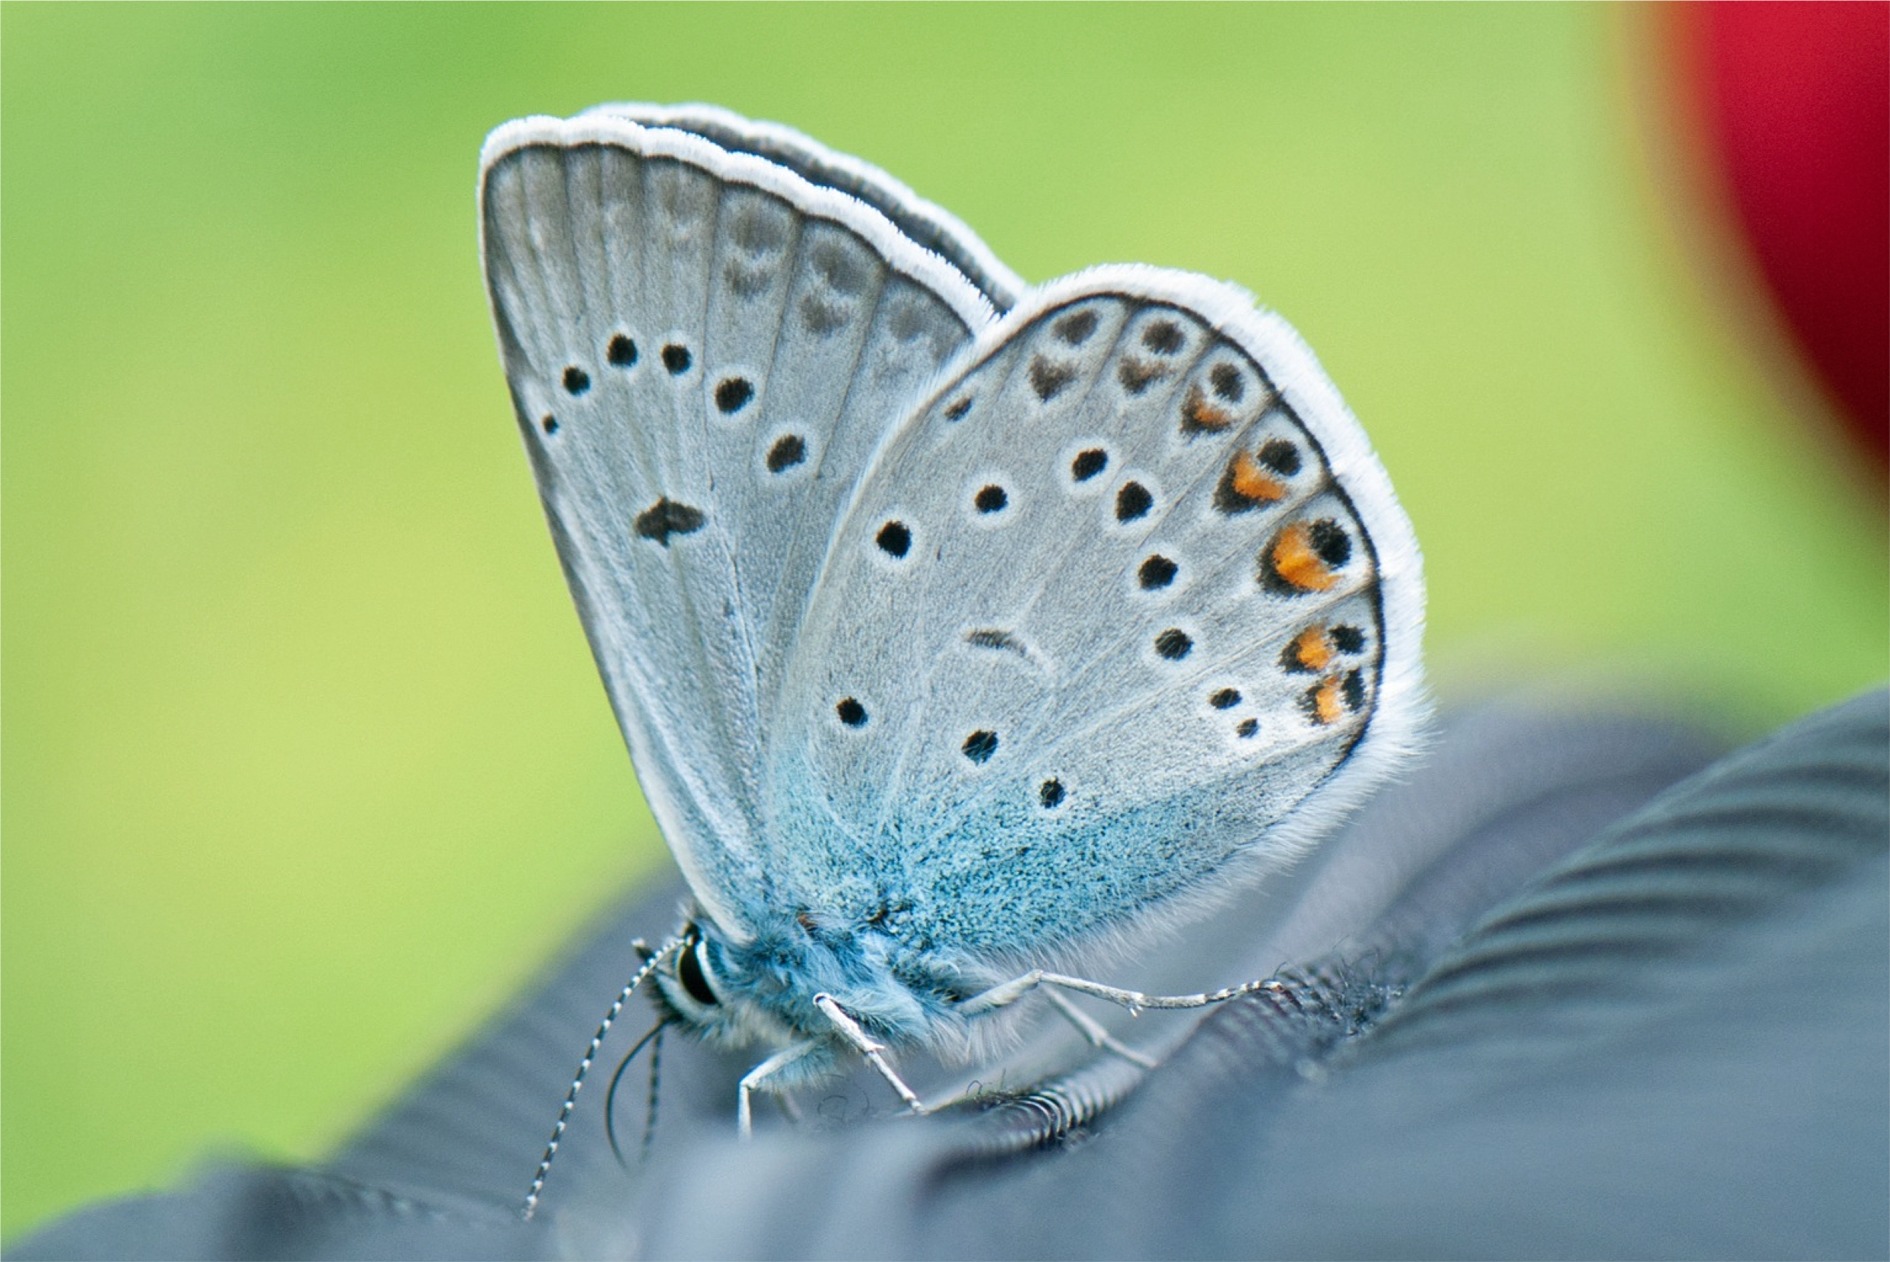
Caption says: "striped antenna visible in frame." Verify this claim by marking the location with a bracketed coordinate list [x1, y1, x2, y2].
[521, 937, 682, 1221]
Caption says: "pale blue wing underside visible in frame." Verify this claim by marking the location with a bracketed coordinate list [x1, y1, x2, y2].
[479, 114, 1001, 936]
[766, 269, 1426, 961]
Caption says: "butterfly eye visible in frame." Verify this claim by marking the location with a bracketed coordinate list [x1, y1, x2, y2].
[678, 937, 719, 1007]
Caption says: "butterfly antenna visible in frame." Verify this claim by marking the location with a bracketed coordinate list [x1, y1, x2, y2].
[642, 1021, 666, 1163]
[521, 937, 682, 1222]
[603, 1018, 670, 1168]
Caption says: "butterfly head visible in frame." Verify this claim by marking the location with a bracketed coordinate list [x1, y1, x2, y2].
[650, 906, 977, 1058]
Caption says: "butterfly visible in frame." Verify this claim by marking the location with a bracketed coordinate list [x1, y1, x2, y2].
[478, 104, 1425, 1214]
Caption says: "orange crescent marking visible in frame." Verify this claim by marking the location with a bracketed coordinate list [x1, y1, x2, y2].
[1182, 384, 1235, 432]
[1312, 675, 1345, 725]
[1270, 522, 1339, 592]
[1290, 627, 1335, 672]
[1230, 450, 1288, 503]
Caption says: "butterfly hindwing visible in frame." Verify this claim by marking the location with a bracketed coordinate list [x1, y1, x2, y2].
[767, 268, 1424, 958]
[480, 114, 1001, 934]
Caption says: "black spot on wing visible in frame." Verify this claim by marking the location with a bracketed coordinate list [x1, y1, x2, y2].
[1154, 628, 1193, 660]
[962, 730, 999, 763]
[1116, 481, 1153, 522]
[563, 365, 591, 396]
[725, 260, 775, 298]
[661, 343, 692, 374]
[811, 241, 869, 294]
[1310, 519, 1352, 567]
[1054, 310, 1099, 345]
[767, 434, 806, 472]
[1071, 449, 1108, 482]
[1118, 357, 1168, 394]
[1030, 357, 1078, 402]
[635, 497, 705, 546]
[1258, 439, 1302, 475]
[1138, 555, 1178, 590]
[885, 297, 937, 344]
[1342, 669, 1367, 712]
[801, 296, 849, 334]
[606, 334, 638, 367]
[836, 697, 867, 727]
[1142, 320, 1184, 355]
[1209, 362, 1244, 402]
[876, 521, 912, 558]
[714, 377, 754, 414]
[965, 628, 1027, 656]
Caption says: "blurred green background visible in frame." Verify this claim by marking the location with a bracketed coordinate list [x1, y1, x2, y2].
[4, 3, 1883, 1240]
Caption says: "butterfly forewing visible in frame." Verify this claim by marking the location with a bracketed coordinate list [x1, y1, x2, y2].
[768, 270, 1422, 957]
[581, 103, 1025, 313]
[480, 116, 999, 934]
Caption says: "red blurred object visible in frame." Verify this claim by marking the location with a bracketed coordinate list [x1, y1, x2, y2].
[1674, 1, 1889, 479]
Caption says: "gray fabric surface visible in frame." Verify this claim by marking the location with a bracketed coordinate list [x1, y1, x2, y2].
[13, 692, 1886, 1260]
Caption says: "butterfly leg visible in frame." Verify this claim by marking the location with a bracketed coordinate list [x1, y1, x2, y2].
[737, 1040, 821, 1140]
[812, 993, 929, 1118]
[1042, 989, 1159, 1070]
[1044, 971, 1287, 1011]
[962, 969, 1283, 1019]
